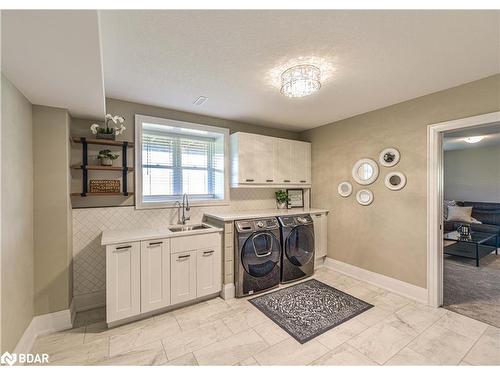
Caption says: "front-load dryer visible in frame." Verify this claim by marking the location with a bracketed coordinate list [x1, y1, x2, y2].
[278, 214, 315, 283]
[235, 217, 281, 297]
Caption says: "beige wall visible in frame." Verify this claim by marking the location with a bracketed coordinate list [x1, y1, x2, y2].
[301, 74, 500, 288]
[33, 105, 72, 315]
[70, 98, 300, 208]
[1, 75, 34, 352]
[444, 145, 500, 203]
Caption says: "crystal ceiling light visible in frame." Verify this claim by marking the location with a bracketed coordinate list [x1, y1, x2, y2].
[463, 136, 485, 144]
[280, 64, 321, 98]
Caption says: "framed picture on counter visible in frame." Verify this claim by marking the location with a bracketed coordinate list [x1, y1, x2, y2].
[287, 189, 304, 208]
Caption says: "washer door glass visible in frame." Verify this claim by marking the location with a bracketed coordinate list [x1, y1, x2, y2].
[285, 226, 314, 266]
[241, 231, 280, 277]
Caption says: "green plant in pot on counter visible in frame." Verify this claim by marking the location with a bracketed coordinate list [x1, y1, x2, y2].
[275, 190, 289, 209]
[97, 149, 119, 166]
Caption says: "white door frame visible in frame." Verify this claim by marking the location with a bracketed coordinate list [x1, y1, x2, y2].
[427, 111, 500, 307]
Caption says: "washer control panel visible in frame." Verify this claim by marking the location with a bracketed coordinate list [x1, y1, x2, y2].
[235, 217, 279, 232]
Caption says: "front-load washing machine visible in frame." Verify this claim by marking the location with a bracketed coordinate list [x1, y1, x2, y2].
[234, 217, 281, 297]
[278, 214, 315, 283]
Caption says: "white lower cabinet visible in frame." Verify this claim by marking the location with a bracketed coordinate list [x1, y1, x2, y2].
[140, 239, 170, 313]
[106, 242, 141, 323]
[170, 251, 197, 305]
[312, 212, 328, 259]
[106, 231, 222, 325]
[196, 247, 222, 298]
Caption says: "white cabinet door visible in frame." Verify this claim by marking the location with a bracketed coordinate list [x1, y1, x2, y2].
[293, 141, 311, 184]
[106, 242, 141, 323]
[140, 239, 170, 313]
[171, 251, 197, 305]
[254, 135, 277, 183]
[232, 133, 260, 184]
[196, 247, 222, 297]
[277, 138, 293, 184]
[312, 213, 328, 259]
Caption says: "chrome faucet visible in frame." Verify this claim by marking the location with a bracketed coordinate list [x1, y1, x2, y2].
[176, 193, 190, 225]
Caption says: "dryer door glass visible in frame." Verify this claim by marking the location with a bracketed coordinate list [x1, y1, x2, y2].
[285, 226, 314, 266]
[241, 231, 280, 277]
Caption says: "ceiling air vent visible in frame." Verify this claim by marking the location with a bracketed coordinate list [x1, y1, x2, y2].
[193, 96, 208, 105]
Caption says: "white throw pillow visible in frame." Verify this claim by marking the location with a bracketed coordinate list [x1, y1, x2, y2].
[443, 200, 456, 220]
[446, 206, 482, 224]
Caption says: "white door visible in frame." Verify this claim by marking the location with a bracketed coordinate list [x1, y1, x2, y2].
[293, 141, 311, 184]
[140, 239, 171, 313]
[171, 251, 197, 305]
[236, 133, 260, 184]
[312, 213, 328, 258]
[106, 242, 141, 323]
[196, 247, 222, 297]
[277, 138, 293, 184]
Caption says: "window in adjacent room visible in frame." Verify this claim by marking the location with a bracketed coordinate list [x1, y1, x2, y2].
[135, 115, 229, 209]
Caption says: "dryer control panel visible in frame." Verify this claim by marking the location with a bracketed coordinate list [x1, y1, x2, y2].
[278, 214, 313, 227]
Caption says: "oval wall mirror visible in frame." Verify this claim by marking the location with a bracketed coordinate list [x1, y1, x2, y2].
[385, 171, 407, 191]
[352, 158, 379, 185]
[379, 148, 400, 167]
[356, 189, 374, 206]
[337, 181, 353, 197]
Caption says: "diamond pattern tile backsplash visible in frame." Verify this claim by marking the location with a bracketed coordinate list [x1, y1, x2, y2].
[72, 188, 279, 297]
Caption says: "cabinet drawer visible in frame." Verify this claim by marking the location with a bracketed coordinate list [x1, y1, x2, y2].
[171, 232, 221, 254]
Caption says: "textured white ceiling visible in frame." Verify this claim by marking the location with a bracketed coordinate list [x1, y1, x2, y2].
[100, 10, 500, 131]
[444, 122, 500, 151]
[1, 10, 105, 120]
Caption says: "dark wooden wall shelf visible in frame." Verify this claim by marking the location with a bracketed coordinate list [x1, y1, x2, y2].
[71, 137, 134, 197]
[71, 192, 134, 197]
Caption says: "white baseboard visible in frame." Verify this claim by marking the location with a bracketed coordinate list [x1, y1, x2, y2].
[73, 290, 106, 312]
[324, 257, 428, 304]
[220, 283, 235, 300]
[14, 308, 73, 354]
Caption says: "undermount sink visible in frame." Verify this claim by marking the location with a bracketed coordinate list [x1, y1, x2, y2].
[169, 224, 211, 232]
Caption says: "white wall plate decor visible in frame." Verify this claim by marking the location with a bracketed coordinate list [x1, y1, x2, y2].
[352, 158, 379, 185]
[385, 171, 407, 190]
[379, 148, 400, 167]
[337, 181, 353, 197]
[356, 189, 374, 206]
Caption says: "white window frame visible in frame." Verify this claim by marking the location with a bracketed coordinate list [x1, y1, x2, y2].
[135, 114, 230, 209]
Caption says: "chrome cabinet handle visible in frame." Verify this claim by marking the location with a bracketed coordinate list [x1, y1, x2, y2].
[148, 241, 163, 247]
[177, 254, 190, 259]
[245, 179, 254, 182]
[203, 250, 215, 255]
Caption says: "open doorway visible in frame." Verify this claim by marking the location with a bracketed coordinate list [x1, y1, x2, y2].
[442, 123, 500, 326]
[427, 111, 500, 325]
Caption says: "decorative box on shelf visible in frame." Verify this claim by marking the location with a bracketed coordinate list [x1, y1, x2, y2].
[89, 179, 121, 193]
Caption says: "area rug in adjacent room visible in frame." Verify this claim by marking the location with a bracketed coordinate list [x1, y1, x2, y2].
[249, 279, 373, 343]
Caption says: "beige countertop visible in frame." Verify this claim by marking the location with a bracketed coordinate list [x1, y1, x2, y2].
[101, 224, 222, 246]
[203, 207, 329, 221]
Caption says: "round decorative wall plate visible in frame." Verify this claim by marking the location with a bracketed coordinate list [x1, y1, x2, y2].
[352, 158, 379, 185]
[356, 189, 374, 206]
[379, 148, 400, 167]
[385, 171, 407, 191]
[337, 181, 353, 197]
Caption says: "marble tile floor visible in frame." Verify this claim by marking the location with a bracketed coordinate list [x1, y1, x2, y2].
[31, 267, 499, 366]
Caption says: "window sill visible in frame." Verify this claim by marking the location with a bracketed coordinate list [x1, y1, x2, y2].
[135, 199, 230, 210]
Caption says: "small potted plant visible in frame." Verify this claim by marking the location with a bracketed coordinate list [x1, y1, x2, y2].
[90, 114, 126, 140]
[97, 149, 119, 166]
[275, 190, 289, 209]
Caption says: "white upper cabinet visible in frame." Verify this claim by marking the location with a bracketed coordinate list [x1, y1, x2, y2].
[231, 132, 310, 187]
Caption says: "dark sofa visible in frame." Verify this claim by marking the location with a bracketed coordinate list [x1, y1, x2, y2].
[444, 201, 500, 248]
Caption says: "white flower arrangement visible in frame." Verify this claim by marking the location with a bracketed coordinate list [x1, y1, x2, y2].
[89, 113, 126, 135]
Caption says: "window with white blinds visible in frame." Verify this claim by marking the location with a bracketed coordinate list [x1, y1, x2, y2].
[136, 115, 228, 208]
